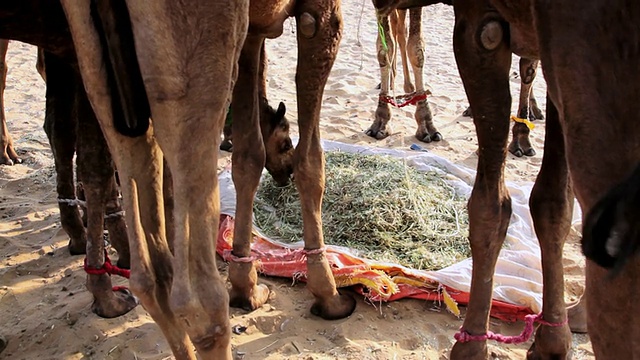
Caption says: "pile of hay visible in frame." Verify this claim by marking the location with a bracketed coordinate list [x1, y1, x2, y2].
[253, 151, 470, 271]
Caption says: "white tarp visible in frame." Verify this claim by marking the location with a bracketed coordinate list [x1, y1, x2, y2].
[219, 139, 584, 312]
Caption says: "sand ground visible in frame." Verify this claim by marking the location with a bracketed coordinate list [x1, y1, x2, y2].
[0, 3, 593, 359]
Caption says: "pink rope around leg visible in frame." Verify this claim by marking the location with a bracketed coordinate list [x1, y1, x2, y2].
[454, 313, 568, 345]
[223, 249, 257, 263]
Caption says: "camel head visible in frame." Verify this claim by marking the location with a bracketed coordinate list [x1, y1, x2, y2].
[261, 101, 294, 187]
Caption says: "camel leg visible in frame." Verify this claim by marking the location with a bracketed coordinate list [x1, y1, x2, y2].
[366, 13, 394, 140]
[0, 39, 21, 165]
[42, 51, 86, 255]
[408, 8, 441, 143]
[394, 10, 414, 94]
[449, 3, 512, 359]
[294, 2, 356, 320]
[526, 97, 573, 359]
[162, 158, 175, 255]
[509, 58, 539, 157]
[228, 34, 271, 311]
[60, 1, 204, 357]
[75, 76, 137, 318]
[104, 174, 130, 269]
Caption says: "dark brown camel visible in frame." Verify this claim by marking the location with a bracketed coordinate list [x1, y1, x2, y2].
[55, 0, 352, 358]
[447, 1, 638, 359]
[371, 1, 640, 359]
[0, 3, 135, 318]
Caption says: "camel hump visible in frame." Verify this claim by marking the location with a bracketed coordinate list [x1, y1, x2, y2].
[91, 0, 150, 137]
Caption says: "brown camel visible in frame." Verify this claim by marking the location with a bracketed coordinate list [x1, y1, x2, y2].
[0, 4, 135, 318]
[56, 0, 352, 358]
[228, 1, 355, 318]
[366, 7, 443, 143]
[463, 57, 545, 157]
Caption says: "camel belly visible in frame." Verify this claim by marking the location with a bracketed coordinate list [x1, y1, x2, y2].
[249, 0, 296, 38]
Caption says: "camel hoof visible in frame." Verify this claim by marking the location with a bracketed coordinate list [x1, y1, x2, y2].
[0, 157, 13, 166]
[92, 288, 139, 318]
[310, 291, 356, 320]
[524, 148, 536, 157]
[530, 108, 545, 121]
[365, 128, 389, 140]
[511, 148, 524, 157]
[0, 335, 7, 355]
[450, 341, 487, 360]
[568, 301, 588, 334]
[220, 140, 233, 152]
[229, 284, 271, 312]
[462, 107, 473, 117]
[116, 257, 131, 270]
[431, 132, 443, 142]
[67, 241, 86, 256]
[526, 341, 572, 360]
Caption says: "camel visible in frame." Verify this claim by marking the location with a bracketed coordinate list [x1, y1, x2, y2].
[368, 4, 544, 158]
[0, 4, 135, 319]
[371, 0, 640, 359]
[463, 57, 545, 157]
[447, 1, 639, 359]
[366, 7, 443, 143]
[0, 39, 44, 165]
[48, 0, 352, 358]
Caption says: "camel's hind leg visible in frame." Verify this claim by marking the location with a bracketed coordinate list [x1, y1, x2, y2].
[75, 74, 137, 318]
[449, 2, 512, 359]
[509, 58, 540, 157]
[228, 34, 271, 312]
[366, 13, 394, 140]
[408, 8, 441, 143]
[104, 174, 130, 269]
[393, 10, 415, 94]
[527, 97, 573, 359]
[294, 1, 356, 320]
[0, 39, 21, 165]
[42, 51, 86, 255]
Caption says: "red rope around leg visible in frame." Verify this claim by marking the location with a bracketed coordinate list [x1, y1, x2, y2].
[454, 313, 568, 345]
[83, 250, 130, 292]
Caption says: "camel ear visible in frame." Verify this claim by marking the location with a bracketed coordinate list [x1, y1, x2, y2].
[276, 102, 286, 119]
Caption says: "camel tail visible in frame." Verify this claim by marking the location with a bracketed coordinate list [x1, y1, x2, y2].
[91, 0, 150, 137]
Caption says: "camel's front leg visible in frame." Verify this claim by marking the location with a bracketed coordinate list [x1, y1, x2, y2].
[104, 174, 130, 269]
[228, 34, 271, 311]
[509, 58, 540, 157]
[408, 8, 441, 143]
[366, 13, 394, 140]
[527, 96, 573, 359]
[0, 39, 21, 166]
[450, 2, 512, 359]
[295, 1, 356, 320]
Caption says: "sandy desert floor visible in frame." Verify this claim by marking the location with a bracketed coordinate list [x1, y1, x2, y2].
[0, 3, 594, 360]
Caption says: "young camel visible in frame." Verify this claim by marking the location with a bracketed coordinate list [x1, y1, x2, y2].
[58, 0, 352, 358]
[366, 8, 443, 143]
[447, 1, 639, 359]
[0, 4, 134, 317]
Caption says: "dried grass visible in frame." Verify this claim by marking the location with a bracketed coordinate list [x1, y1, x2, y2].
[253, 151, 470, 271]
